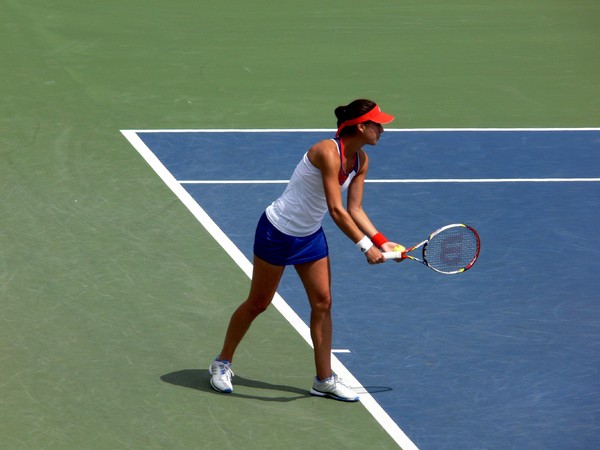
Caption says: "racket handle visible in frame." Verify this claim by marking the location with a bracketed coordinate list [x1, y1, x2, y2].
[382, 251, 404, 261]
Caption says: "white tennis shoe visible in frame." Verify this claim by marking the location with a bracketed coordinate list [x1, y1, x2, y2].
[209, 359, 234, 393]
[310, 374, 359, 402]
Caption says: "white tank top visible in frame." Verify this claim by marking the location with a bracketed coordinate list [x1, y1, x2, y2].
[265, 139, 358, 237]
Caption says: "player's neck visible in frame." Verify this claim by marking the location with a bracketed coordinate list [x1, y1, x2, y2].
[339, 136, 363, 158]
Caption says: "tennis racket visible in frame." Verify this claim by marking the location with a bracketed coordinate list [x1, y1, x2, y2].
[383, 224, 481, 274]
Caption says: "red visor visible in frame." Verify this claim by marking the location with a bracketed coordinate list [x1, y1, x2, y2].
[336, 104, 395, 137]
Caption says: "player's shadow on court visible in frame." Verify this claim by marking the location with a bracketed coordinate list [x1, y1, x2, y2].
[160, 369, 312, 402]
[161, 369, 392, 401]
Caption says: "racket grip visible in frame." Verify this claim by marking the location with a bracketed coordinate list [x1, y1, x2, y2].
[382, 251, 404, 261]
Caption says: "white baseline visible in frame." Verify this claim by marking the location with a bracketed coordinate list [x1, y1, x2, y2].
[178, 178, 600, 184]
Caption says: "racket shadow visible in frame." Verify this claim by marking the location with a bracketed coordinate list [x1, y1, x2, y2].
[360, 386, 393, 394]
[160, 369, 312, 402]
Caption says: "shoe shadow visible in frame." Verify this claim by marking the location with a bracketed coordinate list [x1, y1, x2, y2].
[160, 369, 312, 402]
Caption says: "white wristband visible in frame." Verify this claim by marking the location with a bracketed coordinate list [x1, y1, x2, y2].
[355, 236, 373, 253]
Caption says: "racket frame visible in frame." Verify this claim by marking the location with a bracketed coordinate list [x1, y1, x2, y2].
[382, 223, 480, 274]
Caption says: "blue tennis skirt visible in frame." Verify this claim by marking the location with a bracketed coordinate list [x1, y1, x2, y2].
[253, 212, 329, 266]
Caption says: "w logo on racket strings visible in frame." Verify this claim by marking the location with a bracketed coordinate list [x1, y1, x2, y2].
[425, 224, 481, 274]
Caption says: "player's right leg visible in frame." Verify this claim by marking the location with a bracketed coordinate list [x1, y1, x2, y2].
[209, 255, 285, 393]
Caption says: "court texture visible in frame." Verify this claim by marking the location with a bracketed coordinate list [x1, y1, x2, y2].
[1, 1, 599, 449]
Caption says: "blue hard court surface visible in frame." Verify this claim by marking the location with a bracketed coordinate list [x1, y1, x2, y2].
[137, 129, 600, 450]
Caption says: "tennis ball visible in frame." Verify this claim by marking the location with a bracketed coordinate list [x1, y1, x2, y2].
[393, 245, 406, 253]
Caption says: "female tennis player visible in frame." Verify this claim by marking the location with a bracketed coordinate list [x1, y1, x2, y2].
[209, 99, 402, 402]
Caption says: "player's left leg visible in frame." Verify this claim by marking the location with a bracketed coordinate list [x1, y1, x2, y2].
[295, 257, 358, 402]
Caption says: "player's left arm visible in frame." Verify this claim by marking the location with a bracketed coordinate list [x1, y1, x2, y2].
[347, 150, 401, 253]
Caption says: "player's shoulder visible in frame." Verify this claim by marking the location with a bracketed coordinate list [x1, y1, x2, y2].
[308, 139, 337, 157]
[358, 146, 368, 162]
[310, 138, 337, 151]
[307, 139, 338, 168]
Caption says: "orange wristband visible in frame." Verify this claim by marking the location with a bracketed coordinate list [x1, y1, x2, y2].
[371, 232, 388, 248]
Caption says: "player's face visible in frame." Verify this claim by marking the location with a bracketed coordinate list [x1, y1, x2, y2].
[362, 121, 383, 144]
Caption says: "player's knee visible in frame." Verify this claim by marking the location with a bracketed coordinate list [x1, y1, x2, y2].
[243, 297, 271, 317]
[310, 293, 332, 314]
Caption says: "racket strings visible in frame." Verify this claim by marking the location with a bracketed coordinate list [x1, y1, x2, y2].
[424, 226, 479, 273]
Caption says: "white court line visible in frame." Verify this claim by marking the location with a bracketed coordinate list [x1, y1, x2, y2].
[179, 178, 600, 184]
[179, 180, 290, 184]
[367, 178, 600, 183]
[167, 127, 599, 186]
[121, 130, 419, 450]
[128, 127, 600, 133]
